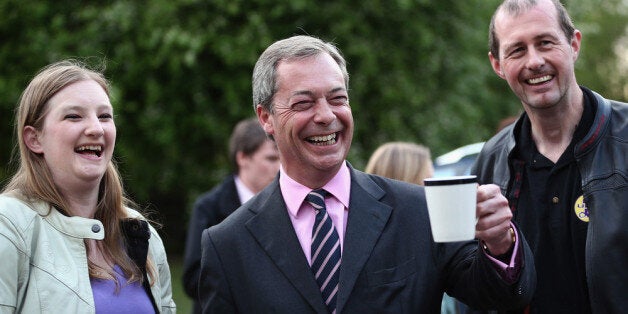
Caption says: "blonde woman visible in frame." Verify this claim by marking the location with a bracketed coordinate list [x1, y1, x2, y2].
[0, 60, 176, 313]
[365, 142, 434, 185]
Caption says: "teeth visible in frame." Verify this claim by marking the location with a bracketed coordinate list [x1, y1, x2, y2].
[527, 75, 552, 84]
[308, 133, 337, 145]
[310, 134, 335, 142]
[76, 145, 102, 152]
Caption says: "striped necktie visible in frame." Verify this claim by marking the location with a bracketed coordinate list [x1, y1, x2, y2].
[306, 189, 341, 314]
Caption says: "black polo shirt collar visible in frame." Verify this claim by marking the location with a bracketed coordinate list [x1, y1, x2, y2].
[516, 86, 596, 163]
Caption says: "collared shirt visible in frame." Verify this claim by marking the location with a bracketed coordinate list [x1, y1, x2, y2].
[484, 222, 521, 283]
[234, 175, 255, 204]
[280, 161, 351, 265]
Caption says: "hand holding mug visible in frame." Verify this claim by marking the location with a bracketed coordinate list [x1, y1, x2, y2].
[475, 184, 514, 255]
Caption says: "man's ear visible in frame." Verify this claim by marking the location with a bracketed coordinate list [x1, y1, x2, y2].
[23, 126, 44, 154]
[571, 30, 582, 61]
[256, 105, 274, 136]
[235, 150, 248, 170]
[489, 51, 505, 79]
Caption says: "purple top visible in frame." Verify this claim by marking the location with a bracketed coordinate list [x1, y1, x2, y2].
[91, 265, 155, 314]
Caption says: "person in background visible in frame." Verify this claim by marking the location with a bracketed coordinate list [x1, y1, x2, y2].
[365, 141, 434, 185]
[198, 34, 536, 313]
[472, 0, 628, 312]
[182, 117, 280, 313]
[0, 60, 176, 313]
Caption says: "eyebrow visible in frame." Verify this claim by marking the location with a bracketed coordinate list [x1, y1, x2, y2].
[290, 87, 347, 98]
[328, 87, 347, 95]
[61, 103, 113, 111]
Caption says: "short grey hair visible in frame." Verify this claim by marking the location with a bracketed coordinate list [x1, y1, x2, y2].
[252, 35, 349, 113]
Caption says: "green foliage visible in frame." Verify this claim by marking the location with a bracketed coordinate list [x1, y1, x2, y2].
[0, 0, 626, 255]
[567, 0, 628, 100]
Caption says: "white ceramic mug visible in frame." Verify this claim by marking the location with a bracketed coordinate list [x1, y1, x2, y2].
[423, 175, 477, 242]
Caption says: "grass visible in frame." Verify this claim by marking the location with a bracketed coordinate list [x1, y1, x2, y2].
[169, 256, 193, 314]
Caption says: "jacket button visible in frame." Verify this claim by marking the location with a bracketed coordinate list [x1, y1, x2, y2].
[92, 224, 101, 233]
[552, 196, 559, 204]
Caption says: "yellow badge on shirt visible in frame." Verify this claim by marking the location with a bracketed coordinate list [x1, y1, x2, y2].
[574, 195, 589, 222]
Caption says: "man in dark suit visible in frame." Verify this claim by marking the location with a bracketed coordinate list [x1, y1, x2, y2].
[199, 35, 536, 313]
[182, 117, 279, 313]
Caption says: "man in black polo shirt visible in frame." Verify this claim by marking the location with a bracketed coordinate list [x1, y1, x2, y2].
[472, 0, 628, 313]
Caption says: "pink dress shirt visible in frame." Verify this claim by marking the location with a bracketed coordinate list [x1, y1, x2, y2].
[280, 162, 351, 265]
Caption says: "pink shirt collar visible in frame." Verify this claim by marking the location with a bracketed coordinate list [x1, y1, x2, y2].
[280, 161, 351, 219]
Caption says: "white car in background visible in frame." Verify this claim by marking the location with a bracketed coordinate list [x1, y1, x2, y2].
[433, 142, 485, 177]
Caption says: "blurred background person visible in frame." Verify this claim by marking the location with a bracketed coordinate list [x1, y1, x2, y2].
[0, 60, 175, 313]
[365, 141, 434, 185]
[182, 117, 280, 313]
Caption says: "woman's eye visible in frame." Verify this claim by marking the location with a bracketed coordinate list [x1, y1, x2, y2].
[99, 113, 113, 120]
[64, 114, 81, 119]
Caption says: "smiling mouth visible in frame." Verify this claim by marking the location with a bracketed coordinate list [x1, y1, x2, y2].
[75, 145, 103, 157]
[306, 133, 337, 146]
[526, 75, 553, 85]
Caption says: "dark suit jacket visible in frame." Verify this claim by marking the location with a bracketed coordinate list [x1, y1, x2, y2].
[199, 166, 535, 313]
[183, 174, 241, 313]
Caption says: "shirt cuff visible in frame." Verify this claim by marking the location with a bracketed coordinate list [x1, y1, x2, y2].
[483, 222, 522, 285]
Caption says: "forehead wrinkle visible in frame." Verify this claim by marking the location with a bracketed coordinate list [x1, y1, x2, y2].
[290, 86, 346, 99]
[328, 87, 347, 95]
[291, 90, 315, 98]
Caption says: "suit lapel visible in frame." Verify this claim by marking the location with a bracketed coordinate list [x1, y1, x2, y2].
[245, 182, 328, 313]
[337, 169, 392, 313]
[219, 175, 242, 217]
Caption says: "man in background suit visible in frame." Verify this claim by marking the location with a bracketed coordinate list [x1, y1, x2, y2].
[182, 117, 279, 313]
[199, 35, 536, 313]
